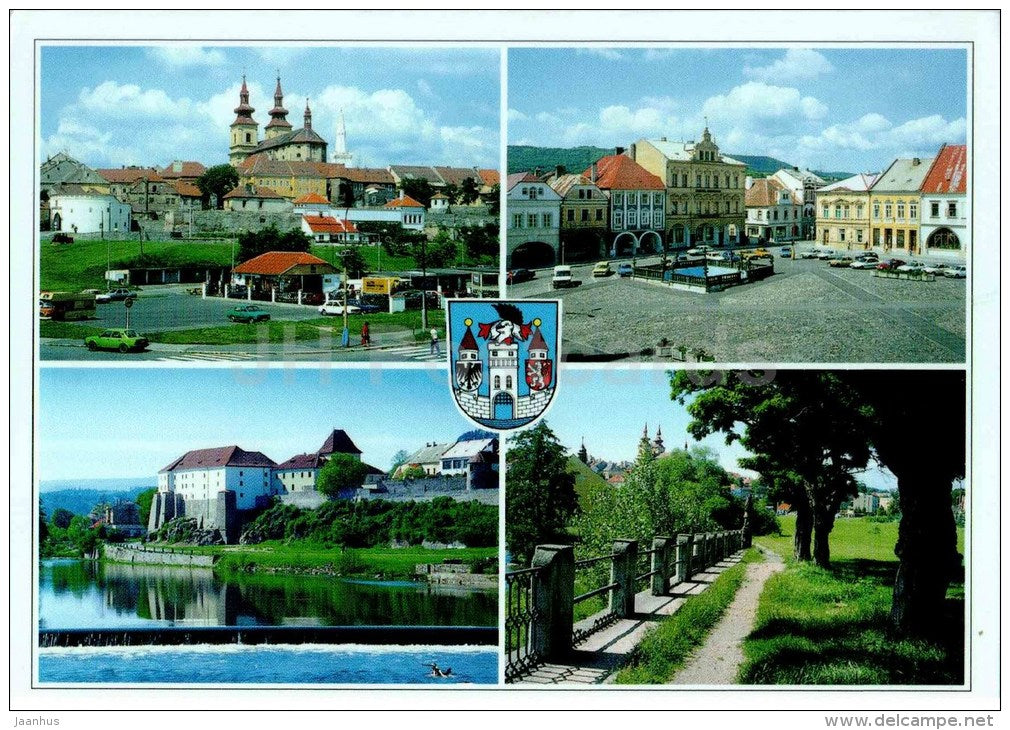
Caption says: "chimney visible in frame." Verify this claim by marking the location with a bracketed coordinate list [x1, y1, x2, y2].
[912, 158, 921, 166]
[555, 164, 565, 179]
[660, 136, 667, 142]
[745, 176, 754, 190]
[534, 167, 541, 178]
[615, 146, 625, 156]
[590, 162, 598, 183]
[629, 143, 637, 160]
[399, 189, 404, 200]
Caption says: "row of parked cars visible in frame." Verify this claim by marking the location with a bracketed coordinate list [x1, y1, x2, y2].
[801, 249, 966, 277]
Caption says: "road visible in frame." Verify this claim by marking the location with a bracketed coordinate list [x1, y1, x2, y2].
[510, 244, 966, 363]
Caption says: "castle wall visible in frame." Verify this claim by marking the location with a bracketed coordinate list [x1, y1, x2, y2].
[516, 389, 553, 420]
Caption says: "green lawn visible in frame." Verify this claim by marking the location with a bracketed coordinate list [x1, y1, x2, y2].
[150, 542, 496, 579]
[615, 549, 763, 684]
[745, 515, 965, 685]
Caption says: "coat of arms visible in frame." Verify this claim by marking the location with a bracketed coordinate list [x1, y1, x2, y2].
[447, 300, 561, 431]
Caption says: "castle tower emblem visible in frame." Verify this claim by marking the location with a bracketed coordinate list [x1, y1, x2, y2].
[447, 300, 561, 431]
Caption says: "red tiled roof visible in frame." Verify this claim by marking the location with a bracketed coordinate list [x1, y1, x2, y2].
[318, 429, 362, 455]
[433, 166, 477, 186]
[506, 172, 539, 190]
[172, 181, 203, 198]
[459, 326, 478, 352]
[585, 155, 664, 191]
[224, 184, 285, 200]
[920, 144, 967, 194]
[276, 453, 324, 470]
[303, 214, 358, 234]
[96, 168, 164, 184]
[238, 154, 347, 179]
[160, 161, 207, 179]
[294, 192, 331, 205]
[528, 327, 548, 352]
[477, 168, 499, 187]
[234, 251, 332, 275]
[385, 195, 424, 208]
[160, 446, 276, 472]
[336, 167, 395, 184]
[744, 178, 800, 207]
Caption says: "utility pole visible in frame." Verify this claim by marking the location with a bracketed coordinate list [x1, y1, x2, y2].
[341, 255, 350, 348]
[420, 236, 428, 330]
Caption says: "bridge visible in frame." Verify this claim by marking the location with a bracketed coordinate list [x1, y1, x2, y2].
[506, 529, 745, 683]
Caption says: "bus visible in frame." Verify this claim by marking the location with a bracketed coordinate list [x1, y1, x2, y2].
[39, 291, 97, 321]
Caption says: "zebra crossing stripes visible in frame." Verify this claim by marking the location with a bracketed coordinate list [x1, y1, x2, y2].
[155, 351, 259, 363]
[378, 344, 446, 362]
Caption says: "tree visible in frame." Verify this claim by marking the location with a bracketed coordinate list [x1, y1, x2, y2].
[337, 180, 355, 208]
[389, 449, 410, 473]
[457, 223, 499, 264]
[394, 465, 427, 481]
[338, 246, 368, 278]
[237, 226, 312, 262]
[316, 454, 370, 498]
[460, 176, 481, 205]
[39, 507, 49, 550]
[136, 488, 157, 528]
[442, 182, 460, 205]
[415, 231, 457, 269]
[398, 178, 435, 209]
[50, 508, 74, 530]
[196, 164, 239, 209]
[670, 371, 871, 568]
[843, 371, 965, 637]
[486, 183, 500, 215]
[505, 422, 578, 564]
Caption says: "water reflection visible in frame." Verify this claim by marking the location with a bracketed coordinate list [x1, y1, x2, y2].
[39, 560, 497, 629]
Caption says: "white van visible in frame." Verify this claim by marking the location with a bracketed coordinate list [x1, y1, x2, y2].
[551, 265, 578, 289]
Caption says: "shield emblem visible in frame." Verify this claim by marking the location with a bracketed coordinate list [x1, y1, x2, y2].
[446, 299, 561, 431]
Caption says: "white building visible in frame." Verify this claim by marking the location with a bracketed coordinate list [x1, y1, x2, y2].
[771, 168, 826, 240]
[158, 445, 278, 511]
[293, 191, 426, 231]
[301, 214, 362, 244]
[48, 185, 132, 234]
[506, 172, 562, 268]
[744, 177, 804, 243]
[919, 144, 968, 260]
[439, 438, 497, 476]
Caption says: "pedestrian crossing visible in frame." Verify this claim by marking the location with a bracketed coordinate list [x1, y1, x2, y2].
[155, 351, 260, 363]
[378, 344, 447, 362]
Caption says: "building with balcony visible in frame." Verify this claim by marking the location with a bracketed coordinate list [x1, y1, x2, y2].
[868, 156, 934, 255]
[919, 144, 967, 260]
[814, 173, 878, 250]
[632, 128, 746, 247]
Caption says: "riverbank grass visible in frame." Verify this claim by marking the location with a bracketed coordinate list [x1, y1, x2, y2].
[744, 516, 964, 685]
[614, 548, 763, 684]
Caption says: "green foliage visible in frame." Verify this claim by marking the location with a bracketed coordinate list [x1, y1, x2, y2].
[237, 226, 311, 263]
[196, 164, 238, 209]
[316, 454, 370, 498]
[412, 230, 457, 269]
[505, 422, 578, 564]
[135, 488, 157, 527]
[393, 465, 426, 481]
[616, 549, 760, 684]
[506, 145, 612, 175]
[354, 221, 426, 258]
[459, 177, 480, 204]
[398, 178, 435, 208]
[457, 223, 499, 264]
[486, 183, 500, 215]
[240, 497, 498, 549]
[749, 499, 781, 536]
[337, 246, 368, 278]
[389, 449, 410, 473]
[575, 447, 742, 559]
[50, 508, 74, 529]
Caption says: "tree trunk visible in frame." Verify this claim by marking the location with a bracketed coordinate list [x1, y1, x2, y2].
[811, 500, 836, 569]
[891, 468, 960, 637]
[793, 491, 812, 562]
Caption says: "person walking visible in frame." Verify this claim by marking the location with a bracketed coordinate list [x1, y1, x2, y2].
[361, 321, 370, 347]
[429, 327, 441, 356]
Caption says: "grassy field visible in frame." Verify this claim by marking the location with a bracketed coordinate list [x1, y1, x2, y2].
[151, 542, 496, 579]
[615, 549, 763, 684]
[40, 238, 424, 294]
[745, 515, 965, 685]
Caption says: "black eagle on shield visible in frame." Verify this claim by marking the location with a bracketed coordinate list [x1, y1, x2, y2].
[456, 360, 482, 392]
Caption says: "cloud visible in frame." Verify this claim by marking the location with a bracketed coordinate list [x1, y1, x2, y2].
[416, 79, 434, 98]
[146, 47, 226, 67]
[507, 108, 529, 123]
[743, 48, 834, 82]
[77, 81, 196, 119]
[702, 82, 828, 124]
[576, 48, 624, 61]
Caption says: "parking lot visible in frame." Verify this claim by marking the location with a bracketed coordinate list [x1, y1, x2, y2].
[510, 251, 966, 363]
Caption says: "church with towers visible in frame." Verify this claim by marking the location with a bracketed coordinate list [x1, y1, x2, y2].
[229, 75, 330, 165]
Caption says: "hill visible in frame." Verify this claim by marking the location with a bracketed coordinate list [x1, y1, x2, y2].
[508, 145, 853, 182]
[566, 456, 610, 503]
[40, 487, 151, 517]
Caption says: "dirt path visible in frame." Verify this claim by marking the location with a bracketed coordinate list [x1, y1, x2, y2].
[670, 547, 784, 685]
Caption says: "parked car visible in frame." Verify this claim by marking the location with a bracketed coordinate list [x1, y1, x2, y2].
[592, 261, 613, 277]
[849, 254, 880, 269]
[743, 248, 772, 260]
[84, 328, 149, 353]
[896, 261, 927, 273]
[319, 300, 362, 316]
[95, 288, 136, 303]
[346, 298, 382, 314]
[51, 233, 74, 245]
[227, 304, 271, 323]
[779, 247, 793, 258]
[800, 249, 822, 259]
[684, 247, 709, 261]
[829, 256, 855, 267]
[816, 250, 837, 260]
[876, 258, 907, 271]
[507, 268, 536, 285]
[943, 265, 967, 278]
[617, 262, 634, 277]
[400, 290, 441, 309]
[551, 265, 581, 289]
[923, 263, 950, 275]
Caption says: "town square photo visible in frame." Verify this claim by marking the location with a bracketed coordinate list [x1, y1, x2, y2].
[39, 44, 501, 363]
[506, 47, 968, 363]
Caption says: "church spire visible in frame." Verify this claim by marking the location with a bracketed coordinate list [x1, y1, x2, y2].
[304, 98, 313, 130]
[264, 75, 291, 139]
[637, 424, 654, 464]
[231, 75, 256, 125]
[578, 438, 588, 464]
[652, 425, 665, 456]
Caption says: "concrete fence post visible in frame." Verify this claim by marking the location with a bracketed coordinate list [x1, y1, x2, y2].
[708, 532, 716, 567]
[224, 283, 229, 299]
[610, 539, 638, 618]
[651, 536, 673, 596]
[693, 532, 704, 570]
[247, 286, 252, 301]
[530, 544, 575, 661]
[675, 534, 691, 584]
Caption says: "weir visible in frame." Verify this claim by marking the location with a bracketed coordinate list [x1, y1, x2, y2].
[39, 625, 497, 648]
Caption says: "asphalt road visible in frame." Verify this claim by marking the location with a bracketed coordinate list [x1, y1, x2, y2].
[510, 244, 966, 363]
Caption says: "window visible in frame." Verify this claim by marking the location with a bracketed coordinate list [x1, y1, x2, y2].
[613, 193, 624, 205]
[627, 211, 638, 227]
[614, 212, 623, 228]
[930, 201, 940, 217]
[567, 209, 574, 222]
[696, 174, 702, 188]
[896, 203, 905, 220]
[843, 206, 850, 219]
[840, 228, 846, 242]
[773, 210, 779, 221]
[580, 209, 588, 222]
[494, 375, 500, 388]
[822, 205, 829, 218]
[884, 203, 892, 219]
[856, 229, 863, 243]
[654, 192, 663, 206]
[542, 213, 552, 227]
[527, 213, 537, 227]
[947, 201, 956, 217]
[896, 230, 905, 248]
[586, 190, 593, 199]
[681, 173, 688, 187]
[856, 204, 864, 219]
[834, 205, 842, 219]
[757, 210, 763, 220]
[909, 203, 917, 219]
[577, 189, 585, 199]
[671, 202, 678, 215]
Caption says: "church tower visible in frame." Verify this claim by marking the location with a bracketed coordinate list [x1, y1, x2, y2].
[303, 99, 314, 131]
[578, 438, 589, 464]
[264, 76, 292, 140]
[637, 424, 655, 463]
[652, 426, 665, 456]
[331, 108, 354, 166]
[229, 75, 259, 165]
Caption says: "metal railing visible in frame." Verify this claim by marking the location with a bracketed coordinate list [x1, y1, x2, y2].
[504, 529, 744, 682]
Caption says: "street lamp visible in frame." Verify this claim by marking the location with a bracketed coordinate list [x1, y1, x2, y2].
[420, 236, 428, 331]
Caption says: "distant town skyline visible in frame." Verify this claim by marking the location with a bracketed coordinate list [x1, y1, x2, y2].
[40, 45, 500, 169]
[39, 368, 480, 481]
[508, 47, 967, 173]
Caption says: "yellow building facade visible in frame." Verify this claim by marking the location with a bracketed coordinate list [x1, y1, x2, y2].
[813, 173, 877, 250]
[867, 157, 933, 255]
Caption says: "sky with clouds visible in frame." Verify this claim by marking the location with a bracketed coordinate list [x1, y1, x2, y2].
[508, 47, 967, 173]
[40, 45, 500, 169]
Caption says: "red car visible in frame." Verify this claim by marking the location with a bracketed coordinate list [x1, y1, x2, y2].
[876, 258, 907, 271]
